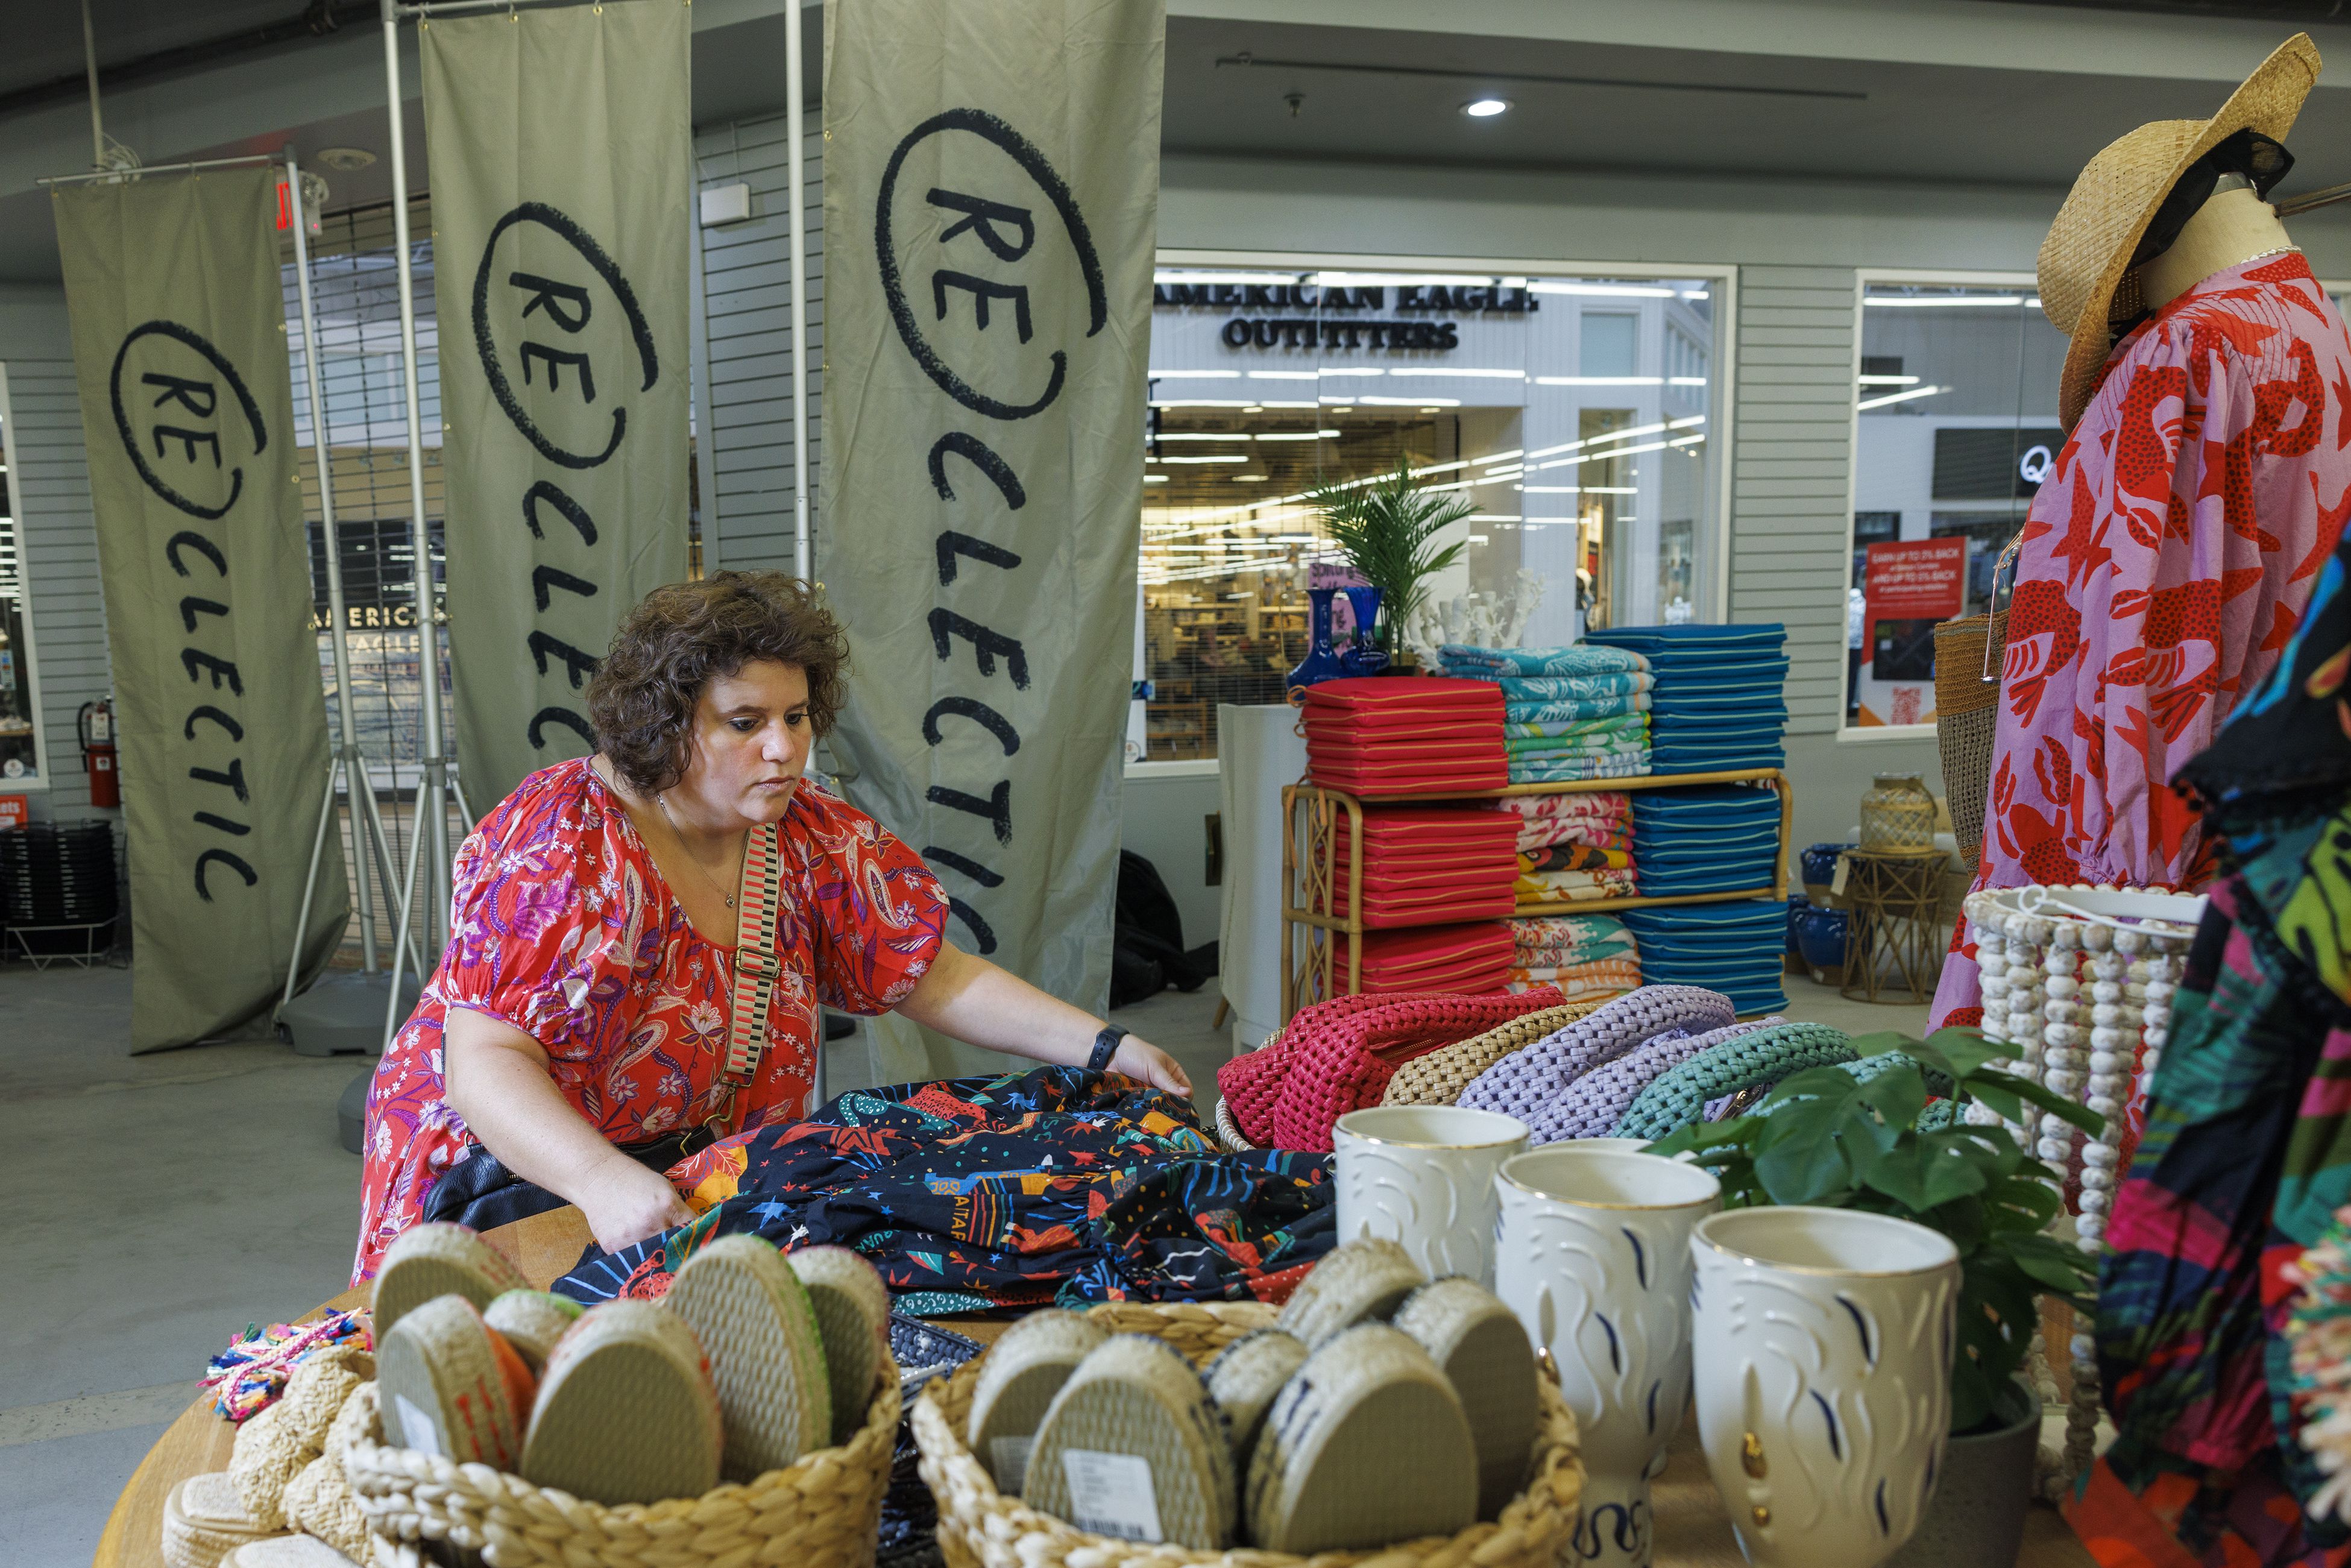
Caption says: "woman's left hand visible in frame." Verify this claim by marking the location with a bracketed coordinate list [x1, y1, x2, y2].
[1112, 1036, 1191, 1095]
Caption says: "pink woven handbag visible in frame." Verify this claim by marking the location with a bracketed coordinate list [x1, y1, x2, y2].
[1216, 986, 1567, 1153]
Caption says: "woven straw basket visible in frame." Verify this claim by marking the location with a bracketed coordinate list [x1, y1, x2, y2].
[911, 1300, 1585, 1568]
[345, 1353, 900, 1567]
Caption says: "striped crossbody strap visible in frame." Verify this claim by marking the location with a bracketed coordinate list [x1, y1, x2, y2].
[712, 820, 785, 1134]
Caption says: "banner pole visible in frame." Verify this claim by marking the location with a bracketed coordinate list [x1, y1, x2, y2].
[379, 0, 455, 990]
[787, 0, 811, 583]
[284, 144, 381, 978]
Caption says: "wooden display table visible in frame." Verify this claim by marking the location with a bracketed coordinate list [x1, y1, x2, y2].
[95, 1206, 2091, 1568]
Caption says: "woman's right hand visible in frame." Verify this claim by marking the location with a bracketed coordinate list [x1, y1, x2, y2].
[579, 1156, 696, 1255]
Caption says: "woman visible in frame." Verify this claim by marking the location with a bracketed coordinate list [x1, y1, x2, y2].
[356, 573, 1188, 1282]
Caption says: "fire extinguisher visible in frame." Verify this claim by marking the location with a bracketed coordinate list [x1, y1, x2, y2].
[80, 698, 120, 809]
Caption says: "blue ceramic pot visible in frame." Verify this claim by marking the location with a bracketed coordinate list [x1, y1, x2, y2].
[1286, 587, 1352, 692]
[1801, 842, 1855, 887]
[1792, 904, 1852, 971]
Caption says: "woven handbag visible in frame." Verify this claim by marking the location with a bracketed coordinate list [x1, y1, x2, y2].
[1379, 1000, 1605, 1108]
[911, 1300, 1584, 1568]
[1933, 611, 2006, 874]
[1610, 1022, 1855, 1142]
[345, 1346, 901, 1567]
[1220, 988, 1569, 1153]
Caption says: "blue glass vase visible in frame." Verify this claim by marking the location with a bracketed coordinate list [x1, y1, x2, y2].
[1286, 587, 1352, 693]
[1337, 585, 1390, 677]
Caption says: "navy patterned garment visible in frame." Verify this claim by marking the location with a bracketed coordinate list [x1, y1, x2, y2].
[552, 1066, 1335, 1313]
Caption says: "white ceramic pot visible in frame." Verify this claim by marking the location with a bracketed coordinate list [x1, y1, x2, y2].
[1493, 1147, 1721, 1568]
[1690, 1207, 1959, 1568]
[1332, 1105, 1529, 1286]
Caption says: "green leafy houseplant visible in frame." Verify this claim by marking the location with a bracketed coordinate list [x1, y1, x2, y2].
[1311, 462, 1474, 658]
[1648, 1027, 2104, 1432]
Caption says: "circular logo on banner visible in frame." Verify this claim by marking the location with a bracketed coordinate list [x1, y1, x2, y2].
[875, 107, 1107, 422]
[107, 320, 268, 520]
[471, 202, 659, 470]
[2019, 444, 2054, 486]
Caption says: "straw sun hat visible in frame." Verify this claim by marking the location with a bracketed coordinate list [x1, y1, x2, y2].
[2040, 32, 2321, 431]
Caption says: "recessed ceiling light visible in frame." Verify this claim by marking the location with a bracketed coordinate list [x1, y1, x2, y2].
[318, 146, 376, 171]
[1461, 98, 1510, 118]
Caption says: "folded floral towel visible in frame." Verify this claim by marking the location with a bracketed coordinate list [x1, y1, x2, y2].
[1439, 643, 1651, 678]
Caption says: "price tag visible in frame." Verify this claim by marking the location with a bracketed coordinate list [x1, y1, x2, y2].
[1831, 854, 1851, 897]
[394, 1394, 444, 1459]
[990, 1435, 1034, 1493]
[1061, 1449, 1165, 1543]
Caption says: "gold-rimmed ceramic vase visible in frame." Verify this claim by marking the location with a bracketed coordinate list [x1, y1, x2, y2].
[1332, 1105, 1529, 1286]
[1690, 1207, 1959, 1568]
[1493, 1147, 1720, 1567]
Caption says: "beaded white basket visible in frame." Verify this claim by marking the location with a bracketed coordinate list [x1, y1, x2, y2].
[1965, 883, 2202, 1498]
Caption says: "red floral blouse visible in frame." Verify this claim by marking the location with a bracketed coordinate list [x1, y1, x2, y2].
[353, 758, 946, 1282]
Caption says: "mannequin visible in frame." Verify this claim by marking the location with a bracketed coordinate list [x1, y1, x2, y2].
[2136, 181, 2299, 310]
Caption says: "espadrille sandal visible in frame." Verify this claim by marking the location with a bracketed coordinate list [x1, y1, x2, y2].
[1023, 1335, 1238, 1550]
[370, 1223, 529, 1338]
[162, 1472, 271, 1568]
[788, 1245, 892, 1444]
[1245, 1322, 1478, 1554]
[660, 1235, 831, 1480]
[523, 1299, 724, 1504]
[375, 1295, 535, 1471]
[1276, 1236, 1427, 1349]
[482, 1288, 583, 1373]
[227, 1354, 362, 1530]
[968, 1309, 1107, 1492]
[224, 1537, 357, 1567]
[1393, 1278, 1541, 1519]
[1202, 1327, 1308, 1475]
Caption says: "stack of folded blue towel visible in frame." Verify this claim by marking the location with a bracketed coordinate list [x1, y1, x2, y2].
[1622, 900, 1790, 1015]
[1436, 644, 1655, 783]
[1580, 624, 1789, 774]
[1629, 784, 1781, 897]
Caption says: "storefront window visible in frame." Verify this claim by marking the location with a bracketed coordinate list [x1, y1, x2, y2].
[1138, 263, 1723, 761]
[0, 379, 40, 783]
[1845, 277, 2068, 731]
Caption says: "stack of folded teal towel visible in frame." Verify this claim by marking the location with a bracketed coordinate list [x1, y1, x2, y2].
[1437, 644, 1655, 782]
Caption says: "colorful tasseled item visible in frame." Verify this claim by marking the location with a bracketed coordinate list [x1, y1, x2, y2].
[202, 1308, 373, 1422]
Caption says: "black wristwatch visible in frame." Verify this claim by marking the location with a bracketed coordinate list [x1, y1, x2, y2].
[1087, 1024, 1129, 1073]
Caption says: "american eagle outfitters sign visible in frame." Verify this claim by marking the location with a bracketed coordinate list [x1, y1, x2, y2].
[423, 0, 691, 808]
[823, 0, 1165, 1078]
[54, 167, 346, 1051]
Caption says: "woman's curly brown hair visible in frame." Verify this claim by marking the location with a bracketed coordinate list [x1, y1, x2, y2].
[588, 571, 849, 795]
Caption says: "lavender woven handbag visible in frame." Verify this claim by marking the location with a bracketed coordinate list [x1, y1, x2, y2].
[1525, 1018, 1782, 1144]
[1456, 985, 1736, 1126]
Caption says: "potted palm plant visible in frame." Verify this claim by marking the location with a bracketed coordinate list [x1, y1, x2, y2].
[1650, 1028, 2102, 1567]
[1310, 462, 1474, 667]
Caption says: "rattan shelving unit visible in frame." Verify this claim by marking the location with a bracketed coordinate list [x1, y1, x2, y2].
[1279, 768, 1793, 1023]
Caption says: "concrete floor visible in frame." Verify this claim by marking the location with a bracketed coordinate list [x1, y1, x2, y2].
[0, 962, 1917, 1562]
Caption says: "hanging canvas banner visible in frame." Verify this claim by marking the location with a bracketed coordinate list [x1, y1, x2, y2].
[823, 0, 1165, 1077]
[423, 0, 691, 808]
[53, 166, 345, 1051]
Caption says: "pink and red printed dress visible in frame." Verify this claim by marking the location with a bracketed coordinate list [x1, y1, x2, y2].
[354, 758, 946, 1283]
[1933, 252, 2351, 1027]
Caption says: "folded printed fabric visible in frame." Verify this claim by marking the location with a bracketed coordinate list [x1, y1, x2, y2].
[1215, 983, 1568, 1150]
[1505, 718, 1649, 753]
[1514, 867, 1638, 902]
[1503, 694, 1651, 725]
[1490, 672, 1655, 701]
[1438, 643, 1649, 678]
[1503, 792, 1632, 846]
[1504, 957, 1643, 999]
[554, 1067, 1336, 1314]
[1511, 913, 1639, 966]
[1512, 754, 1652, 783]
[1520, 843, 1633, 874]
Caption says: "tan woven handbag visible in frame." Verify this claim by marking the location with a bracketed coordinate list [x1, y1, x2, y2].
[912, 1300, 1585, 1568]
[345, 1348, 900, 1567]
[1933, 610, 2007, 874]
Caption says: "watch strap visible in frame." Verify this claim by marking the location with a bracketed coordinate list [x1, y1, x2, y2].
[1087, 1025, 1128, 1074]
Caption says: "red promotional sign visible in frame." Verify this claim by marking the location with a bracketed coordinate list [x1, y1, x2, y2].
[1855, 538, 1967, 727]
[1865, 538, 1967, 620]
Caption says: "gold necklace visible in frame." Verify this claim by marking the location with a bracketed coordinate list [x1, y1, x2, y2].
[658, 793, 744, 910]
